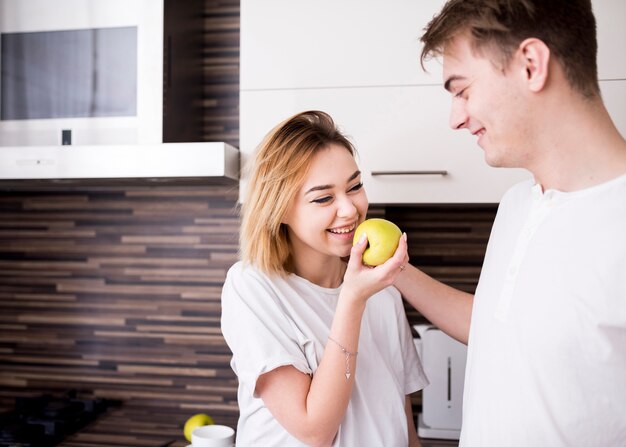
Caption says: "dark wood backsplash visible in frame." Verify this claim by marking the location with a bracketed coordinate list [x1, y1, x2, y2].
[0, 0, 498, 442]
[0, 190, 497, 434]
[0, 186, 242, 430]
[201, 0, 240, 147]
[387, 205, 497, 325]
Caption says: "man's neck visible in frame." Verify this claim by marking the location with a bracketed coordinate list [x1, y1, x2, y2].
[529, 94, 626, 192]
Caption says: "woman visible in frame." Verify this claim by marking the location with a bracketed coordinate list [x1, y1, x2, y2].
[221, 111, 427, 446]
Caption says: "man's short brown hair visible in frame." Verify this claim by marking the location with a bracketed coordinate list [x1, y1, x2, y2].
[420, 0, 600, 98]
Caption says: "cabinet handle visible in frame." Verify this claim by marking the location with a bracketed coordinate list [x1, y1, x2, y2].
[370, 170, 448, 176]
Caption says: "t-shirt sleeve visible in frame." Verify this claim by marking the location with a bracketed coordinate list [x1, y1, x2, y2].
[220, 262, 313, 398]
[393, 289, 430, 395]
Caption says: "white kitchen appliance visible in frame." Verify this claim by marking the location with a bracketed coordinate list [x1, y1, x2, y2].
[413, 324, 467, 440]
[0, 0, 240, 183]
[0, 0, 203, 147]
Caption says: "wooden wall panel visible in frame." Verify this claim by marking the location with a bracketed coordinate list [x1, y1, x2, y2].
[0, 187, 242, 436]
[0, 190, 496, 445]
[385, 205, 498, 326]
[201, 1, 240, 147]
[1, 4, 243, 442]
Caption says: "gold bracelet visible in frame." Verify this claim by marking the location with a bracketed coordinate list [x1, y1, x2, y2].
[327, 335, 357, 381]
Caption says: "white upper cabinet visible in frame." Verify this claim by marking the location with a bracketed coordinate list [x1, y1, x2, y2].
[240, 0, 626, 204]
[240, 86, 530, 204]
[594, 0, 626, 80]
[241, 0, 625, 90]
[240, 0, 446, 90]
[241, 0, 626, 89]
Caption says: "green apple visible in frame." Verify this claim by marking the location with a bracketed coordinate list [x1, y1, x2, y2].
[353, 218, 402, 266]
[184, 413, 214, 442]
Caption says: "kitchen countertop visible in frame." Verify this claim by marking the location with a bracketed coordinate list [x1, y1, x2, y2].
[57, 403, 459, 447]
[422, 439, 459, 447]
[59, 404, 197, 447]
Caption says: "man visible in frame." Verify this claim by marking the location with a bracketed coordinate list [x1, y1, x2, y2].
[395, 1, 626, 445]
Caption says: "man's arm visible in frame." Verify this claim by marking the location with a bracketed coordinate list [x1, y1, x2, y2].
[395, 264, 473, 344]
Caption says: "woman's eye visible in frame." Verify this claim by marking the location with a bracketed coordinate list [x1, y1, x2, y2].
[349, 182, 363, 192]
[311, 196, 332, 204]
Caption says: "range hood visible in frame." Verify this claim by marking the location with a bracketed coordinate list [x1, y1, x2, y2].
[0, 142, 239, 184]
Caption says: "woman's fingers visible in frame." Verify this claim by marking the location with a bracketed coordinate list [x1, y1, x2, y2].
[343, 232, 409, 300]
[347, 231, 368, 269]
[380, 232, 408, 270]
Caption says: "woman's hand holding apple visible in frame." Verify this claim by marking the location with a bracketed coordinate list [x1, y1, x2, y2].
[341, 219, 409, 303]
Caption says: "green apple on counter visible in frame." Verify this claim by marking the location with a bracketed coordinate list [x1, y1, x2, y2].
[184, 413, 215, 442]
[353, 218, 402, 266]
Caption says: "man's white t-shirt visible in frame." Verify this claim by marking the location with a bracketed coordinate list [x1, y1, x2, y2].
[461, 174, 626, 446]
[221, 261, 428, 446]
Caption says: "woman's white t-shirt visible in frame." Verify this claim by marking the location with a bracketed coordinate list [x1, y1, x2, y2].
[221, 261, 428, 446]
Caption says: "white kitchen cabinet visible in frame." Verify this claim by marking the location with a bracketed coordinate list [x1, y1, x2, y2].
[240, 0, 626, 204]
[240, 85, 530, 204]
[241, 79, 626, 204]
[241, 0, 625, 91]
[594, 0, 626, 80]
[601, 80, 626, 135]
[240, 0, 446, 90]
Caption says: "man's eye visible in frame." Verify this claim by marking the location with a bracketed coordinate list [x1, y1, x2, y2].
[454, 87, 468, 99]
[312, 196, 332, 204]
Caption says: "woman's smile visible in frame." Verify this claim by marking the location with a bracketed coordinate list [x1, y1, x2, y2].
[328, 222, 357, 239]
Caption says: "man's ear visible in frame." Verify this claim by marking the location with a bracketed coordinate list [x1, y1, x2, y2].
[517, 38, 551, 92]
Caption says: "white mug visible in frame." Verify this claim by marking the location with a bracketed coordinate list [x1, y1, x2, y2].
[191, 425, 235, 447]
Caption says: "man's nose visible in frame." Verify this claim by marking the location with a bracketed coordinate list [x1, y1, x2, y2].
[449, 99, 469, 130]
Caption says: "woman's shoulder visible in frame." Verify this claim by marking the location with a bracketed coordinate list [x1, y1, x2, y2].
[223, 261, 285, 305]
[226, 260, 272, 284]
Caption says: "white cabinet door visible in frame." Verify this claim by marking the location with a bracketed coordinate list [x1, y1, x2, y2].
[241, 79, 625, 204]
[240, 85, 530, 204]
[241, 0, 625, 91]
[240, 1, 626, 204]
[593, 0, 626, 80]
[240, 0, 446, 91]
[601, 80, 626, 136]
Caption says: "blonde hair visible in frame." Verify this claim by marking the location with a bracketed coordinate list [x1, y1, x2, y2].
[240, 110, 356, 275]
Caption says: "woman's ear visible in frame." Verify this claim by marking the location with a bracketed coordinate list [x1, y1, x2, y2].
[517, 38, 551, 92]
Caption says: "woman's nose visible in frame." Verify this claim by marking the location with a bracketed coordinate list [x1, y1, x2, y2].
[336, 195, 358, 218]
[449, 99, 469, 130]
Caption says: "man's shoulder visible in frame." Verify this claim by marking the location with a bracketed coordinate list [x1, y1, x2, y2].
[496, 178, 535, 209]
